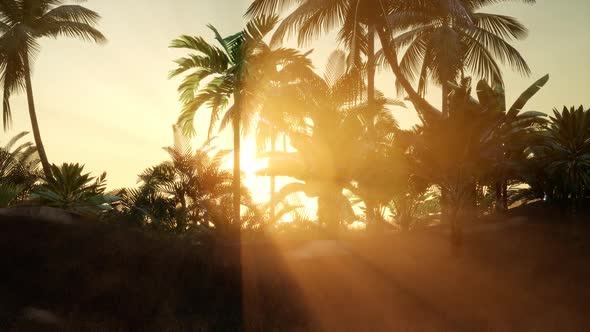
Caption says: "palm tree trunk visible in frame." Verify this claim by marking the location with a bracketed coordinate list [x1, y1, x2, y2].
[440, 187, 449, 229]
[450, 210, 463, 255]
[270, 128, 276, 222]
[502, 180, 508, 210]
[23, 53, 52, 178]
[375, 26, 440, 121]
[367, 25, 376, 115]
[366, 24, 377, 232]
[494, 180, 503, 212]
[318, 186, 340, 237]
[442, 82, 450, 118]
[439, 81, 452, 224]
[366, 199, 377, 232]
[233, 95, 241, 227]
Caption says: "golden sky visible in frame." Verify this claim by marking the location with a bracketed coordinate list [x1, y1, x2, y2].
[1, 0, 589, 194]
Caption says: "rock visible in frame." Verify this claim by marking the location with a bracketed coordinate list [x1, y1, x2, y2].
[0, 206, 86, 225]
[22, 307, 62, 326]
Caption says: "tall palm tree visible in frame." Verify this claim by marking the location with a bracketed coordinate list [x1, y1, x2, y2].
[169, 16, 311, 225]
[380, 0, 533, 117]
[0, 0, 106, 177]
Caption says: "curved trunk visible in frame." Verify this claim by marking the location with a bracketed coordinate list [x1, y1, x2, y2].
[375, 26, 441, 122]
[23, 53, 52, 178]
[367, 24, 376, 117]
[233, 94, 241, 227]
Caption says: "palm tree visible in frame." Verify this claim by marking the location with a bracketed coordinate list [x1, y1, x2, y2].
[346, 92, 405, 230]
[114, 126, 258, 234]
[0, 0, 106, 177]
[382, 0, 535, 222]
[508, 106, 590, 215]
[169, 16, 312, 226]
[404, 75, 547, 248]
[259, 50, 403, 231]
[256, 51, 351, 230]
[380, 0, 533, 117]
[404, 77, 503, 249]
[540, 106, 590, 210]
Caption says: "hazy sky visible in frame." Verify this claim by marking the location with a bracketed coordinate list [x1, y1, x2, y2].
[1, 0, 589, 192]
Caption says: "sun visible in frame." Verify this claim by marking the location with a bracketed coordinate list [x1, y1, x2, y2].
[221, 139, 318, 221]
[223, 141, 270, 204]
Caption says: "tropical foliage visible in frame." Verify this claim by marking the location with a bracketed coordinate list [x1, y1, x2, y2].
[31, 163, 118, 216]
[512, 106, 590, 210]
[110, 126, 260, 235]
[0, 132, 39, 206]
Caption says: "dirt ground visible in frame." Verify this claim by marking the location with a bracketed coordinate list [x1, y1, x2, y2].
[1, 213, 589, 331]
[262, 221, 590, 331]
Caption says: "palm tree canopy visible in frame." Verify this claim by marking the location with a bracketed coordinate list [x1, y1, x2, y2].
[379, 0, 533, 96]
[246, 0, 397, 66]
[169, 15, 313, 138]
[0, 0, 106, 128]
[542, 106, 590, 190]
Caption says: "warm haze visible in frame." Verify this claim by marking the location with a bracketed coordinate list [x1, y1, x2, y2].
[0, 0, 588, 192]
[2, 0, 590, 331]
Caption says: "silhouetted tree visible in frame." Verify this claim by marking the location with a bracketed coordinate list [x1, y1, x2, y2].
[169, 16, 311, 226]
[113, 126, 259, 234]
[0, 0, 106, 177]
